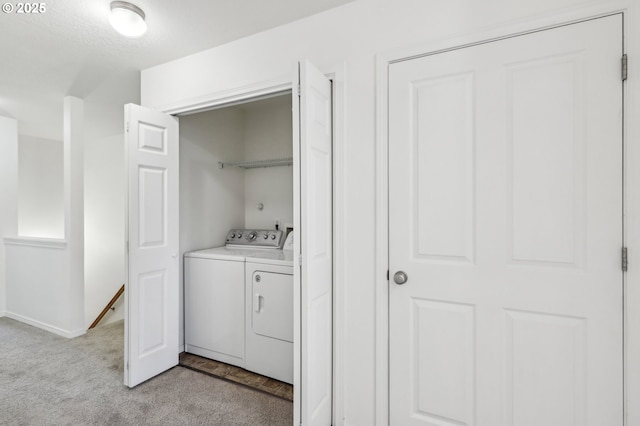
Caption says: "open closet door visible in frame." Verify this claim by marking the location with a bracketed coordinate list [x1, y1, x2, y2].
[293, 60, 333, 425]
[124, 103, 180, 388]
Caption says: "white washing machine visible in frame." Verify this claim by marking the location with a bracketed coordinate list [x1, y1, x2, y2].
[245, 235, 294, 384]
[184, 229, 286, 369]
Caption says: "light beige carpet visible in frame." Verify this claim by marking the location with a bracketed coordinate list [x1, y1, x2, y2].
[0, 318, 293, 425]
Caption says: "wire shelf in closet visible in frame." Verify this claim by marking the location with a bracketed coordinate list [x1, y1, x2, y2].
[218, 157, 293, 169]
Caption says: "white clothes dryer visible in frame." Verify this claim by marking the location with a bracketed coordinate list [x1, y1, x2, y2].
[245, 233, 294, 384]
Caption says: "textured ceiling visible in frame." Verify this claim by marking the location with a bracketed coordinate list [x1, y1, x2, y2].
[0, 0, 352, 139]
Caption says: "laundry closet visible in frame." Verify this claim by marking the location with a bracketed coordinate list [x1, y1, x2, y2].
[125, 61, 333, 425]
[178, 93, 294, 383]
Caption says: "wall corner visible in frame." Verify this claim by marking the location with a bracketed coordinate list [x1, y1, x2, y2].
[64, 96, 85, 332]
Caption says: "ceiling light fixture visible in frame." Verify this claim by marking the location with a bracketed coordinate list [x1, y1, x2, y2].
[109, 1, 147, 38]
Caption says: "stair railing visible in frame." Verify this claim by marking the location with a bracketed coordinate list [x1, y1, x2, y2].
[89, 284, 125, 329]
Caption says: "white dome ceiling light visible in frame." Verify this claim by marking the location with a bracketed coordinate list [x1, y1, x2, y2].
[109, 1, 147, 38]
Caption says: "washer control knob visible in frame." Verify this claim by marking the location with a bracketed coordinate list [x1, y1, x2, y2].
[263, 234, 268, 239]
[247, 231, 257, 241]
[271, 235, 276, 240]
[230, 233, 236, 238]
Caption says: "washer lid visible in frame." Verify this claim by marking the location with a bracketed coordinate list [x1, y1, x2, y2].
[184, 246, 265, 261]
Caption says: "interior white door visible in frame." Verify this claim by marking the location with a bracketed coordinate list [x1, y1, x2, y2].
[389, 15, 623, 426]
[293, 60, 333, 426]
[124, 103, 180, 388]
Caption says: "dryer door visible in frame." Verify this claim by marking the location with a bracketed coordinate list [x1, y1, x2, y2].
[252, 270, 293, 343]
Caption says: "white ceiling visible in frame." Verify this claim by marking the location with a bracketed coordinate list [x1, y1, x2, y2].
[0, 0, 352, 139]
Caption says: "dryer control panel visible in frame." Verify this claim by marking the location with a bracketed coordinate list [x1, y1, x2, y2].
[225, 229, 285, 248]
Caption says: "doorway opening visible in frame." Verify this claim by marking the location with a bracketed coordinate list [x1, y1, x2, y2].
[178, 93, 295, 401]
[124, 61, 336, 426]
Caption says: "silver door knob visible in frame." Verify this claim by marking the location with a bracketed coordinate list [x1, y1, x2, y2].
[393, 271, 408, 285]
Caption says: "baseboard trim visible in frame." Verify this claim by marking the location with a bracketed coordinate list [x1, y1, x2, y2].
[5, 312, 86, 338]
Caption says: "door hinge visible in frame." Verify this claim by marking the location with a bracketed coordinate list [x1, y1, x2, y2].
[126, 121, 130, 132]
[298, 254, 303, 266]
[622, 54, 628, 82]
[622, 247, 628, 272]
[297, 84, 301, 97]
[386, 270, 389, 280]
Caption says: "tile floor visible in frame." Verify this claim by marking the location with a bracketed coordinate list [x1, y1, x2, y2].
[179, 352, 294, 402]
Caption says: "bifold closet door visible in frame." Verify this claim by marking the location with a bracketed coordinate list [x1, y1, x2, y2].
[124, 103, 180, 388]
[294, 59, 333, 426]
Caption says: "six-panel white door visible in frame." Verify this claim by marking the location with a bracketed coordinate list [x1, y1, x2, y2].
[389, 15, 623, 425]
[124, 103, 180, 388]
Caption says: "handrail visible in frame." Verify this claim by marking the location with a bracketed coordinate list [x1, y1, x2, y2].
[89, 284, 125, 329]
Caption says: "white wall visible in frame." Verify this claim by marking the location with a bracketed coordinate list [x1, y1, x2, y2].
[0, 116, 18, 316]
[5, 97, 85, 337]
[179, 107, 246, 252]
[4, 69, 138, 332]
[64, 96, 85, 336]
[5, 240, 70, 332]
[83, 72, 139, 328]
[242, 95, 293, 229]
[84, 134, 125, 327]
[141, 1, 640, 424]
[18, 136, 64, 239]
